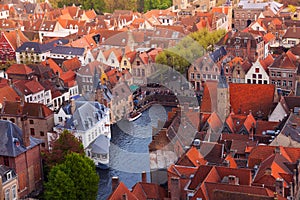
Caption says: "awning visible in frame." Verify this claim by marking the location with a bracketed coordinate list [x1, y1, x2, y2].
[130, 85, 139, 92]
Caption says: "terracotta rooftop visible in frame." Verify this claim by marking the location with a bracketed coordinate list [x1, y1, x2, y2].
[229, 83, 275, 119]
[6, 64, 33, 75]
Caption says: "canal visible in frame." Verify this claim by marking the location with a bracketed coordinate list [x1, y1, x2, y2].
[97, 104, 172, 200]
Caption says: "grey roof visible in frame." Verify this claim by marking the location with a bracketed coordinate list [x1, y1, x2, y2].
[89, 135, 110, 154]
[0, 120, 42, 157]
[16, 39, 69, 53]
[238, 0, 283, 13]
[210, 46, 227, 63]
[51, 46, 85, 56]
[65, 101, 109, 131]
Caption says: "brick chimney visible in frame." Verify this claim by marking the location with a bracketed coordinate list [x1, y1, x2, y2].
[275, 178, 284, 197]
[274, 146, 281, 154]
[111, 176, 119, 191]
[228, 175, 239, 185]
[21, 114, 30, 147]
[141, 171, 147, 183]
[170, 177, 181, 200]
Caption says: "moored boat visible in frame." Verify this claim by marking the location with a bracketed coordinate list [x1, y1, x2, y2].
[128, 111, 142, 121]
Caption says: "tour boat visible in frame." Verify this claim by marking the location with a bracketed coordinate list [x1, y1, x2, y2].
[128, 111, 142, 122]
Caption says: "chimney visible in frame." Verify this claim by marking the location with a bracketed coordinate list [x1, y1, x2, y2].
[170, 177, 181, 200]
[274, 146, 281, 154]
[275, 178, 284, 197]
[141, 171, 147, 183]
[111, 176, 119, 191]
[21, 114, 30, 147]
[70, 99, 76, 115]
[228, 175, 239, 185]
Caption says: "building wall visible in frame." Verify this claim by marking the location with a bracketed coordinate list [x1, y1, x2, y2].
[245, 61, 269, 84]
[0, 116, 54, 150]
[0, 145, 42, 198]
[0, 34, 15, 64]
[0, 174, 18, 200]
[233, 8, 263, 30]
[269, 68, 297, 92]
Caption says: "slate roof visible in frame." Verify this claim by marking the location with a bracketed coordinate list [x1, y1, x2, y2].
[51, 46, 85, 56]
[0, 120, 41, 157]
[88, 134, 109, 154]
[0, 165, 17, 183]
[16, 39, 69, 53]
[65, 101, 108, 131]
[210, 46, 227, 63]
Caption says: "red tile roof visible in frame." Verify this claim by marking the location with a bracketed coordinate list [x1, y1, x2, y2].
[62, 57, 81, 72]
[229, 83, 275, 119]
[6, 64, 33, 75]
[201, 81, 218, 113]
[13, 79, 45, 95]
[1, 101, 53, 118]
[176, 146, 206, 167]
[132, 182, 167, 200]
[247, 146, 300, 168]
[0, 86, 20, 104]
[41, 58, 63, 76]
[108, 182, 138, 200]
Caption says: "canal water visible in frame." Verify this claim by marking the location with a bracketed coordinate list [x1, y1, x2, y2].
[97, 105, 172, 200]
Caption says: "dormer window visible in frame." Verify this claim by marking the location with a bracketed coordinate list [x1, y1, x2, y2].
[6, 171, 12, 180]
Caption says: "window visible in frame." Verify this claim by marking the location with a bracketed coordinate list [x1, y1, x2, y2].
[282, 73, 286, 77]
[124, 60, 127, 66]
[264, 80, 268, 84]
[111, 59, 114, 64]
[288, 73, 293, 78]
[237, 70, 240, 75]
[40, 131, 44, 136]
[283, 80, 286, 86]
[10, 118, 15, 123]
[288, 81, 293, 87]
[276, 72, 281, 77]
[277, 80, 281, 86]
[5, 189, 9, 200]
[271, 72, 275, 77]
[30, 128, 35, 136]
[12, 185, 16, 200]
[255, 68, 259, 73]
[6, 171, 11, 180]
[197, 74, 201, 79]
[29, 120, 34, 124]
[191, 73, 194, 79]
[253, 79, 256, 84]
[252, 74, 256, 78]
[258, 74, 262, 79]
[272, 80, 275, 84]
[258, 80, 262, 84]
[137, 61, 140, 66]
[41, 143, 45, 147]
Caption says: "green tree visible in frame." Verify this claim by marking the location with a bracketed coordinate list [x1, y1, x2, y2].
[156, 29, 226, 74]
[81, 0, 106, 14]
[144, 0, 172, 11]
[44, 153, 99, 200]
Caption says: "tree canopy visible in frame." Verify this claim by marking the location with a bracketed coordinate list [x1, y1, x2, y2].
[44, 153, 99, 200]
[155, 29, 226, 74]
[44, 130, 84, 168]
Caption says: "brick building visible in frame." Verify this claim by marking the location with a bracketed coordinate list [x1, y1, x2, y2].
[268, 51, 298, 95]
[0, 101, 54, 149]
[0, 120, 42, 198]
[224, 31, 265, 62]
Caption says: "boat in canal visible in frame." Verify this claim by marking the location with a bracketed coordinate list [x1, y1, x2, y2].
[127, 111, 142, 121]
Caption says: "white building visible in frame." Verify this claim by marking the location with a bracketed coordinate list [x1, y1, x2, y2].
[245, 60, 269, 84]
[53, 100, 111, 167]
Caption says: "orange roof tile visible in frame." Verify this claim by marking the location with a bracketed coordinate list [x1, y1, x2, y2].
[224, 154, 238, 168]
[229, 83, 275, 119]
[108, 182, 138, 200]
[177, 146, 206, 167]
[41, 58, 63, 76]
[6, 64, 33, 75]
[62, 57, 81, 72]
[0, 86, 20, 104]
